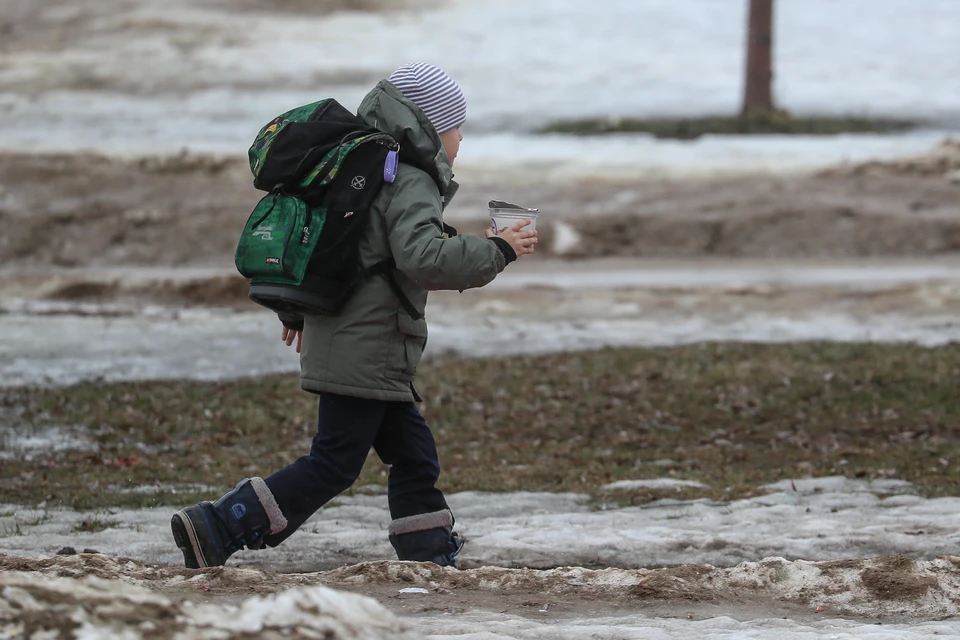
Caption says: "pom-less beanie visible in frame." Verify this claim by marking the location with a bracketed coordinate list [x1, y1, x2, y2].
[388, 63, 467, 134]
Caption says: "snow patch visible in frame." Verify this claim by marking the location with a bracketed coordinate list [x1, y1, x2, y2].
[0, 422, 97, 460]
[0, 570, 421, 640]
[601, 479, 710, 491]
[551, 220, 582, 256]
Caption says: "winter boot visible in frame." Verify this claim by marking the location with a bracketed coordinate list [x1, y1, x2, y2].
[170, 477, 287, 568]
[388, 509, 464, 567]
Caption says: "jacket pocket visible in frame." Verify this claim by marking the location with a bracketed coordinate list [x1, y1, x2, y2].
[386, 312, 428, 381]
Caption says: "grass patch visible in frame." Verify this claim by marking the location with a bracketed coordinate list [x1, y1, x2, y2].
[537, 113, 917, 139]
[2, 343, 960, 509]
[74, 513, 117, 533]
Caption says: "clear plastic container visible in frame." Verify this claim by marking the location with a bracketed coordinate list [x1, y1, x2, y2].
[488, 200, 539, 234]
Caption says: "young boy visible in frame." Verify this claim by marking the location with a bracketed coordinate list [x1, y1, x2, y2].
[170, 63, 537, 569]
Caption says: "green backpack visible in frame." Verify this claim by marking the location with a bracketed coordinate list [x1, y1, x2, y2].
[234, 99, 411, 317]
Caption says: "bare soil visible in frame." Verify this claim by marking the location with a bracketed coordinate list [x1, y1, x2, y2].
[2, 144, 959, 275]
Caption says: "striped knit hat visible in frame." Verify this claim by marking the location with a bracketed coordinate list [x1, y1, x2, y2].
[388, 63, 467, 134]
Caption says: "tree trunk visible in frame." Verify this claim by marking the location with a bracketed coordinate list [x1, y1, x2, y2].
[742, 0, 775, 115]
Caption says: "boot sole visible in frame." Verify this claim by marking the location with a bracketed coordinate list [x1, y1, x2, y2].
[171, 510, 204, 569]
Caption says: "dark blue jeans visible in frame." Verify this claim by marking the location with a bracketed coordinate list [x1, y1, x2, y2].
[262, 393, 449, 546]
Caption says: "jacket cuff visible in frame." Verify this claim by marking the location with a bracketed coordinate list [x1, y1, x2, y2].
[278, 313, 304, 331]
[490, 237, 517, 265]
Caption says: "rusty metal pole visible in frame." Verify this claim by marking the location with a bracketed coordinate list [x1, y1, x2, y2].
[742, 0, 775, 115]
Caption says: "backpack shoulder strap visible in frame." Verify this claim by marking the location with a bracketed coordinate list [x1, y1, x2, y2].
[361, 259, 422, 321]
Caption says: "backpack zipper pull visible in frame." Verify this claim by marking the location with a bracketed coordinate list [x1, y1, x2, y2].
[301, 206, 313, 244]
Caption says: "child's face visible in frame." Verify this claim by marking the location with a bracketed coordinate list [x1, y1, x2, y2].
[439, 127, 462, 166]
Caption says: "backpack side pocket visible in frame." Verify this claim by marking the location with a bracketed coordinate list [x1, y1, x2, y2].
[235, 194, 324, 284]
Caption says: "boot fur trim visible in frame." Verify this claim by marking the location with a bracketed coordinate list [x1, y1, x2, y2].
[250, 477, 287, 535]
[388, 509, 454, 536]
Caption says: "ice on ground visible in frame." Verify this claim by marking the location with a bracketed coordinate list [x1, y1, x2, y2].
[455, 131, 952, 183]
[5, 476, 960, 636]
[5, 0, 960, 124]
[0, 421, 97, 461]
[415, 612, 960, 640]
[0, 307, 293, 388]
[2, 0, 958, 177]
[601, 479, 710, 491]
[484, 262, 960, 291]
[2, 479, 960, 574]
[5, 260, 960, 388]
[7, 306, 960, 388]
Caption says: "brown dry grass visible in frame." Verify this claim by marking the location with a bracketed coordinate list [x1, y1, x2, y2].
[2, 343, 960, 509]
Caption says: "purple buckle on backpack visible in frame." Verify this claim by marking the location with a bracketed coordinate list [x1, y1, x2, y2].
[384, 149, 398, 183]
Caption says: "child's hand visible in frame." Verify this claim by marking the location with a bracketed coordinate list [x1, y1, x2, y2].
[485, 219, 538, 257]
[281, 326, 303, 353]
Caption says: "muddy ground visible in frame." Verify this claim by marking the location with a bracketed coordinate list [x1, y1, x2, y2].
[3, 137, 960, 634]
[4, 552, 959, 626]
[1, 142, 959, 274]
[3, 3, 960, 636]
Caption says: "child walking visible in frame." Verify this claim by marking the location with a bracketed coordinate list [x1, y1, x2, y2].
[171, 63, 537, 569]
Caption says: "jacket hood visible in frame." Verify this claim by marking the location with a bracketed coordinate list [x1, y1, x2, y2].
[357, 80, 453, 194]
